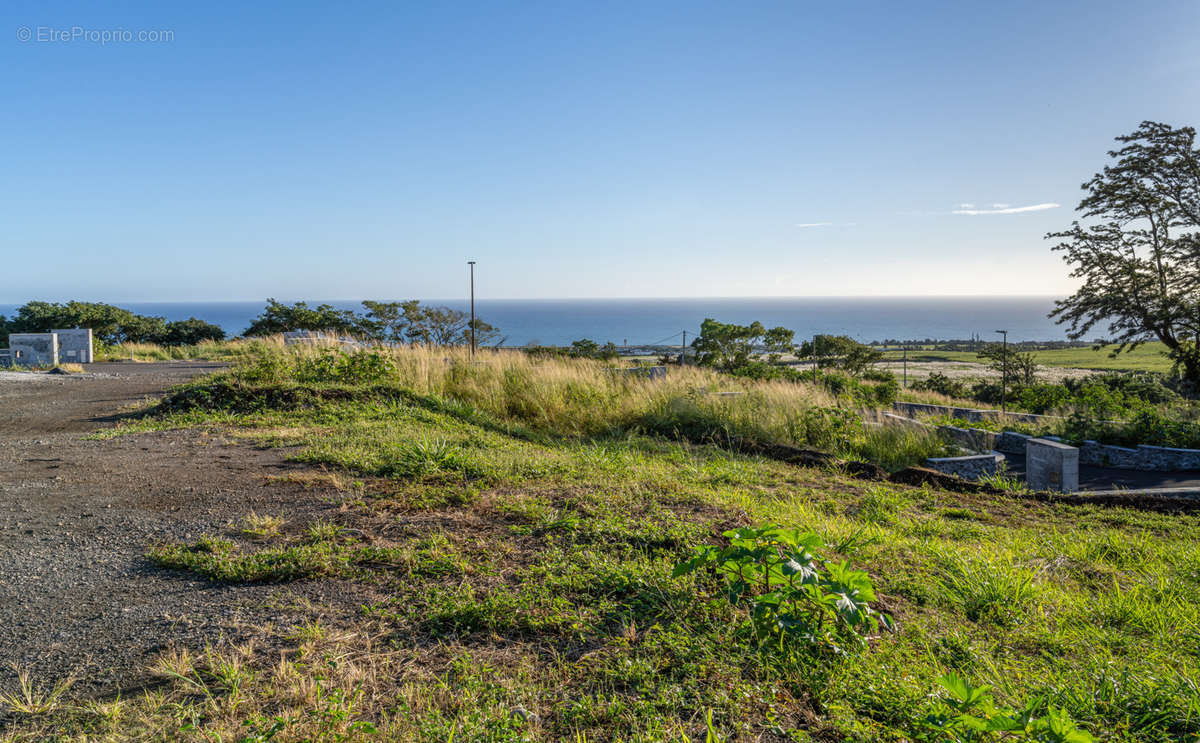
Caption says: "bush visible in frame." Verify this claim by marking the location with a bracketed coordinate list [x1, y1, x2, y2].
[674, 525, 892, 654]
[912, 372, 969, 399]
[1015, 384, 1072, 414]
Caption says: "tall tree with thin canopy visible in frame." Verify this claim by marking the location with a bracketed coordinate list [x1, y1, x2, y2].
[1049, 121, 1200, 387]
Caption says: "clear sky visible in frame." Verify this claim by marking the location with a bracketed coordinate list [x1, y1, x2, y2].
[3, 1, 1199, 302]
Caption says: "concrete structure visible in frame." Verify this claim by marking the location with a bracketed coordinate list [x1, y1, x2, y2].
[1026, 438, 1079, 492]
[8, 333, 59, 367]
[283, 330, 362, 349]
[616, 365, 667, 380]
[51, 328, 94, 363]
[925, 452, 1005, 480]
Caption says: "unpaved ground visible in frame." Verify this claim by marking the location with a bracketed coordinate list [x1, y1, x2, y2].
[0, 363, 355, 696]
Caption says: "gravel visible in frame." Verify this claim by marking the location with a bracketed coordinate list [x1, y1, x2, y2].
[0, 362, 354, 696]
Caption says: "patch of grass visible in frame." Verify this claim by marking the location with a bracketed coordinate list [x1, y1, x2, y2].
[239, 511, 284, 540]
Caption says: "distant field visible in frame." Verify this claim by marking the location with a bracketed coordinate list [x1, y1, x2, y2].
[881, 342, 1173, 373]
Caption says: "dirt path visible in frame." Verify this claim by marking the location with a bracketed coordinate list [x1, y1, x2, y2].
[0, 363, 350, 696]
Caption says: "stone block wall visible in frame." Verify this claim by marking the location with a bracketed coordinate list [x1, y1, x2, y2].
[925, 453, 1005, 480]
[1079, 441, 1200, 471]
[892, 401, 1053, 425]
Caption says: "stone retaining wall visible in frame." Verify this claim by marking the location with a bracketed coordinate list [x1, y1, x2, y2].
[886, 410, 1200, 472]
[1079, 441, 1200, 471]
[925, 453, 1005, 480]
[892, 401, 1053, 425]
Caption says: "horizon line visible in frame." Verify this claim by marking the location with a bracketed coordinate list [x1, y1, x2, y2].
[0, 293, 1068, 305]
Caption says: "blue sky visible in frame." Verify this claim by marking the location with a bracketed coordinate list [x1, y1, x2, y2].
[3, 1, 1198, 302]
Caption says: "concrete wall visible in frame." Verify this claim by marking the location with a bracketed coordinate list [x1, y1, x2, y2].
[51, 328, 93, 363]
[925, 452, 1005, 480]
[892, 401, 1054, 425]
[8, 333, 59, 367]
[617, 365, 667, 380]
[1026, 438, 1079, 492]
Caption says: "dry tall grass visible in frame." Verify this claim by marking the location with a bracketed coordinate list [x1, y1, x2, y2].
[190, 342, 946, 468]
[236, 342, 838, 441]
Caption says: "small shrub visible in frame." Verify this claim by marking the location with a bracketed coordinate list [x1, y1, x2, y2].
[913, 372, 969, 399]
[673, 525, 892, 654]
[924, 672, 1095, 742]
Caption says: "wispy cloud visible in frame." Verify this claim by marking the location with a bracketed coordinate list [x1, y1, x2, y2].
[795, 222, 834, 228]
[958, 203, 976, 209]
[952, 203, 1060, 215]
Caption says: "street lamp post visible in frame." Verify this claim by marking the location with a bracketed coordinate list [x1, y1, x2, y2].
[995, 329, 1008, 414]
[468, 261, 476, 357]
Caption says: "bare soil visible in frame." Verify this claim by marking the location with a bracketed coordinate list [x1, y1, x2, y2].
[0, 363, 355, 696]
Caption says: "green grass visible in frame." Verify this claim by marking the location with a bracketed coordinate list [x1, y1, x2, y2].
[8, 347, 1200, 742]
[881, 343, 1174, 372]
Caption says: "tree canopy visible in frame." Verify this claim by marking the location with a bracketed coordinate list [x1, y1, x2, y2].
[0, 301, 224, 346]
[243, 299, 502, 347]
[691, 319, 769, 371]
[796, 334, 882, 376]
[1049, 121, 1200, 387]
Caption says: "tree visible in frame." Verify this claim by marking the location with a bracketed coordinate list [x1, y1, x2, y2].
[691, 319, 766, 371]
[797, 334, 882, 376]
[159, 318, 226, 346]
[243, 299, 363, 337]
[1049, 121, 1200, 387]
[404, 305, 501, 347]
[976, 343, 1039, 385]
[762, 326, 796, 364]
[359, 300, 420, 343]
[568, 338, 618, 360]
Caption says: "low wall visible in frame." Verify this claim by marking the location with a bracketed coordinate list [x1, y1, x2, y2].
[883, 413, 1029, 455]
[1080, 441, 1200, 471]
[995, 431, 1033, 455]
[892, 401, 1053, 425]
[885, 409, 1200, 473]
[925, 453, 1005, 480]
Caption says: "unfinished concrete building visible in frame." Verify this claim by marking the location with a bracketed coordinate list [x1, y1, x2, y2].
[2, 329, 93, 367]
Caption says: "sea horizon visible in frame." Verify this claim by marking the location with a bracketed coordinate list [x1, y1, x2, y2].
[1, 295, 1076, 346]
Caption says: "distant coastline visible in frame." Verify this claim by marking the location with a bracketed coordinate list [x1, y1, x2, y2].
[0, 296, 1071, 346]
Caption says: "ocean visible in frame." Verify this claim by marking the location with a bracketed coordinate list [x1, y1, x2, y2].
[0, 296, 1073, 346]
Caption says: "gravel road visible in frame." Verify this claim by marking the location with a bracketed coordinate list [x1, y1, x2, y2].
[0, 363, 350, 696]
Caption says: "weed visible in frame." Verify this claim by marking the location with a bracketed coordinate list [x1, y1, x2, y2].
[0, 666, 75, 716]
[241, 511, 285, 540]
